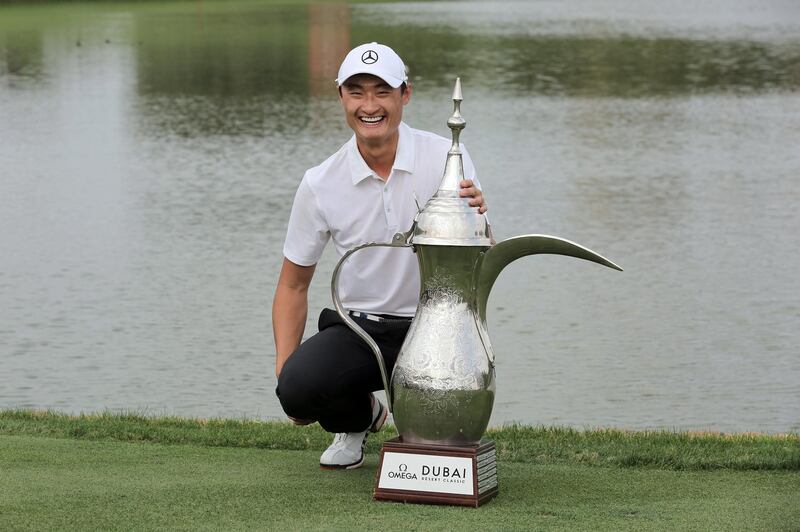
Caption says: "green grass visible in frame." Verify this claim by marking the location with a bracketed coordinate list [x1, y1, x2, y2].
[1, 409, 798, 471]
[1, 435, 798, 531]
[1, 411, 799, 530]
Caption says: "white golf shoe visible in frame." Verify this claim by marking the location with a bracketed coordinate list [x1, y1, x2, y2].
[319, 394, 387, 470]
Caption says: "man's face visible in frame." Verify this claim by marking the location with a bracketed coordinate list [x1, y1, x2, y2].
[339, 74, 411, 148]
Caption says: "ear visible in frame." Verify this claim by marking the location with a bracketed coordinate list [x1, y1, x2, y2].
[402, 83, 412, 105]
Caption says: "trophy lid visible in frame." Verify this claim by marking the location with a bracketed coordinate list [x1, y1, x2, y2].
[411, 78, 492, 247]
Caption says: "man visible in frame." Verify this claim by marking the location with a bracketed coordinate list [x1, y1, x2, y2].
[273, 42, 487, 469]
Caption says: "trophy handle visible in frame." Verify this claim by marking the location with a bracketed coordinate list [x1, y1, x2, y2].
[330, 231, 413, 413]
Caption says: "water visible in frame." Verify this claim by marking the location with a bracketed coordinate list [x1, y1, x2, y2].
[1, 0, 799, 433]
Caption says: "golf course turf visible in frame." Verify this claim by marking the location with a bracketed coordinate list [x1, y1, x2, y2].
[1, 411, 798, 530]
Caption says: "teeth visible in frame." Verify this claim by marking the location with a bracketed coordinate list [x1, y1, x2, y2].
[361, 116, 383, 123]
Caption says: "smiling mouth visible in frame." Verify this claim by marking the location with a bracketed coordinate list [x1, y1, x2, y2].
[359, 115, 385, 125]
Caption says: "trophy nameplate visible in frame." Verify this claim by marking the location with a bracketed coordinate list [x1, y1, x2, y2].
[374, 438, 498, 507]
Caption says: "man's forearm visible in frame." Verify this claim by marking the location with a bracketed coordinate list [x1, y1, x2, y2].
[272, 285, 308, 377]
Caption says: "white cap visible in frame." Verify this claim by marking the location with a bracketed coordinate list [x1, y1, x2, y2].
[336, 42, 408, 88]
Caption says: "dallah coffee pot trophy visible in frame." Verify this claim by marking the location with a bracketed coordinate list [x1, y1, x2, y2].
[331, 79, 621, 507]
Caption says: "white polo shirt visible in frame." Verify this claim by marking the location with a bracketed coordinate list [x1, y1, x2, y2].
[283, 121, 478, 317]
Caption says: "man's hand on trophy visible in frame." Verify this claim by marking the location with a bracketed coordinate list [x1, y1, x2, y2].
[459, 179, 487, 214]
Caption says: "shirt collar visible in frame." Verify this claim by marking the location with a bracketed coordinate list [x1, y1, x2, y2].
[393, 122, 415, 174]
[348, 122, 416, 185]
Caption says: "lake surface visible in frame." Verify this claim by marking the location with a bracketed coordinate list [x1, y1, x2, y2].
[1, 0, 799, 433]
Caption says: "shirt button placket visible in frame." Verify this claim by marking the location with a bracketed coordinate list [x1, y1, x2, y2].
[383, 185, 393, 224]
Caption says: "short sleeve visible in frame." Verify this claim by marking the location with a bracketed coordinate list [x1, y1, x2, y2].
[282, 176, 330, 266]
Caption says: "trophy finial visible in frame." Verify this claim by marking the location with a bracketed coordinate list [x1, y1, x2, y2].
[431, 76, 469, 194]
[452, 77, 462, 101]
[447, 77, 466, 141]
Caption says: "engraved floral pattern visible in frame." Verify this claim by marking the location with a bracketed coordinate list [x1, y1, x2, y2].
[392, 269, 496, 444]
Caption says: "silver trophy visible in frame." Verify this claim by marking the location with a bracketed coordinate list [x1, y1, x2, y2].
[332, 79, 621, 506]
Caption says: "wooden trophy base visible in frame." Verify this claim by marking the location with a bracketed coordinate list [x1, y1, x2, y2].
[373, 437, 498, 507]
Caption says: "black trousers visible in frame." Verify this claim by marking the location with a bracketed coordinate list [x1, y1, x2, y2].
[276, 308, 411, 433]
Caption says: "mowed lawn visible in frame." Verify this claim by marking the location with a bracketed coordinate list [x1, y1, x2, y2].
[0, 412, 798, 530]
[2, 436, 798, 531]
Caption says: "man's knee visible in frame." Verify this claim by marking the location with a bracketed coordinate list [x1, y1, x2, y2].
[276, 359, 306, 415]
[275, 323, 364, 417]
[276, 354, 328, 417]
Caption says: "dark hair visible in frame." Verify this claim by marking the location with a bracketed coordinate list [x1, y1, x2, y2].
[338, 81, 409, 97]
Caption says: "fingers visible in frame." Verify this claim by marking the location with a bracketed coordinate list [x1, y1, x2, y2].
[458, 180, 477, 201]
[459, 179, 488, 213]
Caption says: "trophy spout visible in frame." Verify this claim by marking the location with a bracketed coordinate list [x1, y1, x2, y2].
[476, 234, 622, 320]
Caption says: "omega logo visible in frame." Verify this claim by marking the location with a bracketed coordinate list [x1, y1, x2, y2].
[387, 463, 417, 480]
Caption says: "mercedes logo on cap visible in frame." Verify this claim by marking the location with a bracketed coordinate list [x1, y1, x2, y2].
[361, 50, 379, 64]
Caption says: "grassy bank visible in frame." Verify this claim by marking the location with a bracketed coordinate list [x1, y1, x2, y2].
[1, 411, 799, 530]
[1, 410, 798, 471]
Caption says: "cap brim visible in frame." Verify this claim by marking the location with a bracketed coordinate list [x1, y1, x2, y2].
[336, 70, 405, 88]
